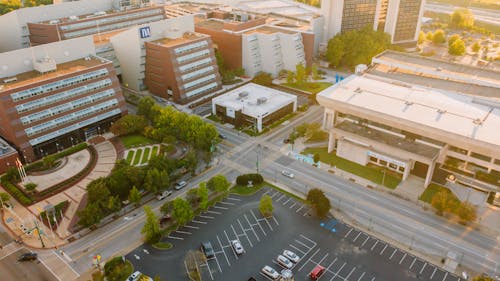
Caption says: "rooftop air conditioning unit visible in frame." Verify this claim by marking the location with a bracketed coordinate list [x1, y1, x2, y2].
[238, 91, 249, 98]
[94, 11, 107, 16]
[49, 20, 60, 24]
[33, 56, 57, 74]
[257, 97, 267, 105]
[473, 118, 483, 125]
[69, 15, 78, 21]
[3, 77, 17, 83]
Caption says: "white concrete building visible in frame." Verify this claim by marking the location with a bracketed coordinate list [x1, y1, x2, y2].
[212, 83, 297, 132]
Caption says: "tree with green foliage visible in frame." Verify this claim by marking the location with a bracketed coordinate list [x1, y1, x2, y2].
[144, 168, 169, 194]
[471, 41, 481, 52]
[183, 150, 198, 176]
[128, 186, 142, 207]
[160, 200, 173, 215]
[448, 34, 461, 47]
[426, 31, 434, 41]
[142, 205, 162, 243]
[472, 275, 495, 281]
[431, 190, 456, 216]
[252, 72, 273, 86]
[77, 202, 103, 227]
[171, 198, 193, 226]
[87, 178, 111, 209]
[311, 64, 321, 80]
[418, 31, 425, 44]
[286, 71, 295, 84]
[107, 196, 122, 215]
[449, 38, 466, 56]
[186, 188, 200, 207]
[325, 25, 391, 69]
[295, 63, 307, 85]
[207, 174, 230, 194]
[137, 96, 156, 122]
[0, 192, 11, 205]
[432, 29, 446, 44]
[450, 8, 474, 29]
[313, 153, 320, 164]
[457, 202, 477, 224]
[197, 182, 209, 211]
[307, 188, 331, 218]
[259, 194, 273, 217]
[110, 114, 148, 136]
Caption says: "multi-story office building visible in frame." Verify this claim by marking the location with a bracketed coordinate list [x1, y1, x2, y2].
[0, 37, 127, 162]
[317, 51, 500, 197]
[144, 32, 222, 104]
[321, 0, 425, 45]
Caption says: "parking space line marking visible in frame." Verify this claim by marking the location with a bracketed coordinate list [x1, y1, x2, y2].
[289, 202, 297, 209]
[324, 257, 338, 281]
[290, 244, 306, 255]
[295, 239, 310, 249]
[176, 230, 192, 234]
[409, 257, 417, 269]
[353, 231, 362, 242]
[216, 235, 231, 265]
[300, 234, 317, 246]
[272, 216, 279, 226]
[227, 197, 241, 201]
[389, 248, 397, 260]
[357, 272, 366, 281]
[250, 210, 267, 236]
[399, 253, 407, 264]
[277, 194, 286, 202]
[263, 216, 274, 231]
[167, 235, 183, 240]
[316, 253, 330, 268]
[431, 267, 437, 279]
[244, 214, 260, 242]
[207, 210, 222, 214]
[199, 215, 214, 219]
[270, 191, 279, 198]
[213, 252, 222, 273]
[219, 201, 235, 205]
[298, 248, 321, 271]
[296, 205, 304, 213]
[237, 219, 253, 248]
[420, 262, 427, 274]
[332, 262, 346, 279]
[442, 272, 448, 281]
[370, 240, 378, 251]
[200, 261, 213, 280]
[283, 198, 292, 205]
[184, 225, 199, 229]
[192, 220, 207, 224]
[344, 228, 353, 238]
[380, 244, 388, 255]
[302, 208, 310, 216]
[213, 206, 228, 210]
[371, 277, 375, 281]
[361, 236, 370, 247]
[223, 230, 237, 260]
[345, 267, 356, 280]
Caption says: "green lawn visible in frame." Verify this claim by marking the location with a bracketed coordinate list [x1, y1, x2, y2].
[419, 183, 460, 205]
[305, 131, 329, 143]
[120, 134, 156, 149]
[133, 149, 143, 166]
[141, 147, 151, 164]
[302, 147, 401, 189]
[282, 82, 333, 94]
[151, 146, 159, 157]
[152, 241, 173, 250]
[125, 150, 135, 164]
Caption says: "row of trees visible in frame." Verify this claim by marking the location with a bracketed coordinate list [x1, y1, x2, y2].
[431, 190, 477, 224]
[419, 30, 466, 56]
[0, 0, 52, 15]
[285, 63, 322, 85]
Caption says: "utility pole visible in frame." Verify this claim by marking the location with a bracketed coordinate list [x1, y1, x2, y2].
[34, 219, 45, 248]
[256, 144, 261, 173]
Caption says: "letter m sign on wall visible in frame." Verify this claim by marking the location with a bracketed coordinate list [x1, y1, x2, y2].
[139, 26, 151, 39]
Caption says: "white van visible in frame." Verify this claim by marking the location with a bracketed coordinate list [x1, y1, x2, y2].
[156, 190, 172, 200]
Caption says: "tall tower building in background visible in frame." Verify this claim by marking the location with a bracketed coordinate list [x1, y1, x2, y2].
[321, 0, 425, 45]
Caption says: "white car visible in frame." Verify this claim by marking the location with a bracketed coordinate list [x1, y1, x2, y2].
[127, 271, 141, 281]
[261, 265, 281, 280]
[231, 240, 244, 255]
[174, 181, 187, 190]
[281, 170, 294, 178]
[283, 250, 300, 263]
[277, 255, 293, 269]
[156, 190, 172, 200]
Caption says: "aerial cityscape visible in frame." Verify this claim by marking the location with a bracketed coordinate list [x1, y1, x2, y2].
[0, 0, 498, 281]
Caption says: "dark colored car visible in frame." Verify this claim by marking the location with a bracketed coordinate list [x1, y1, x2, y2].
[201, 242, 215, 258]
[18, 252, 37, 261]
[219, 134, 227, 139]
[283, 138, 290, 143]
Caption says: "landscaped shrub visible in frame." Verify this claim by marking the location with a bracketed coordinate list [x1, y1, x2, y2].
[236, 174, 264, 186]
[40, 200, 69, 229]
[0, 176, 32, 205]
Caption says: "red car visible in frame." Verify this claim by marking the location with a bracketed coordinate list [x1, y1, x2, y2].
[310, 265, 325, 280]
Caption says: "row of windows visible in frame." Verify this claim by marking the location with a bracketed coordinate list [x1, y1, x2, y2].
[11, 68, 109, 102]
[180, 66, 214, 81]
[25, 99, 118, 137]
[178, 57, 213, 73]
[177, 49, 210, 64]
[20, 89, 115, 125]
[59, 9, 163, 31]
[185, 82, 218, 98]
[29, 108, 121, 146]
[64, 15, 164, 38]
[183, 74, 216, 90]
[174, 40, 208, 55]
[16, 79, 112, 113]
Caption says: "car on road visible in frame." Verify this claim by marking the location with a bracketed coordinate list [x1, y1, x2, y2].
[174, 181, 187, 190]
[231, 240, 244, 255]
[281, 170, 294, 178]
[159, 214, 172, 225]
[201, 241, 215, 258]
[17, 252, 37, 261]
[310, 265, 325, 280]
[156, 190, 172, 200]
[219, 134, 227, 139]
[261, 265, 281, 280]
[277, 254, 293, 269]
[282, 250, 300, 263]
[127, 271, 141, 281]
[283, 138, 290, 144]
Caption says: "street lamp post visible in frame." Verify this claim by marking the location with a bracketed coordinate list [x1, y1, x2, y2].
[256, 144, 261, 173]
[56, 142, 60, 152]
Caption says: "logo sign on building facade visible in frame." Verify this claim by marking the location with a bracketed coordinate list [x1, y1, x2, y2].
[139, 26, 151, 39]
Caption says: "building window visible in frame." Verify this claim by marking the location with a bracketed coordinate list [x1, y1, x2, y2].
[379, 160, 387, 166]
[389, 163, 397, 170]
[369, 156, 377, 162]
[470, 152, 491, 162]
[398, 166, 405, 172]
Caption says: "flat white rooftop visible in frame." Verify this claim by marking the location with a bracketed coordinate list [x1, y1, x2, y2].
[212, 83, 296, 118]
[317, 74, 500, 147]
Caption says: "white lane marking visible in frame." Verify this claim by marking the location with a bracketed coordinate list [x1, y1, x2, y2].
[168, 235, 184, 240]
[192, 220, 207, 224]
[370, 240, 379, 251]
[184, 225, 199, 229]
[244, 214, 260, 242]
[217, 235, 231, 265]
[409, 257, 417, 270]
[37, 255, 63, 281]
[399, 253, 407, 265]
[207, 210, 222, 214]
[420, 262, 427, 275]
[344, 228, 353, 238]
[51, 250, 81, 277]
[442, 272, 448, 281]
[298, 248, 321, 271]
[175, 230, 192, 234]
[353, 231, 362, 242]
[361, 236, 370, 247]
[237, 219, 253, 248]
[199, 215, 214, 219]
[227, 197, 241, 201]
[219, 201, 235, 205]
[290, 244, 306, 255]
[345, 267, 356, 280]
[251, 210, 267, 236]
[332, 262, 346, 279]
[389, 248, 397, 260]
[380, 244, 388, 255]
[430, 267, 437, 279]
[213, 206, 228, 210]
[289, 202, 297, 209]
[283, 198, 292, 205]
[296, 205, 304, 213]
[357, 272, 366, 281]
[272, 216, 279, 226]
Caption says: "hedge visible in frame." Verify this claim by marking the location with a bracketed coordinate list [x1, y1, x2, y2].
[236, 174, 264, 186]
[0, 176, 33, 205]
[25, 142, 88, 172]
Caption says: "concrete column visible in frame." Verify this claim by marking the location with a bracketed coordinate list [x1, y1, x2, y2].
[424, 161, 436, 187]
[327, 131, 336, 153]
[257, 117, 263, 132]
[402, 160, 412, 181]
[323, 110, 335, 130]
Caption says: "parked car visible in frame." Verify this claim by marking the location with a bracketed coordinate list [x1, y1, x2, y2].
[277, 255, 293, 269]
[281, 170, 294, 178]
[18, 252, 37, 262]
[219, 134, 227, 139]
[201, 241, 215, 258]
[310, 265, 325, 280]
[283, 250, 300, 263]
[174, 181, 187, 190]
[127, 271, 141, 281]
[156, 190, 172, 200]
[159, 214, 172, 225]
[261, 265, 281, 280]
[283, 138, 290, 144]
[231, 240, 244, 255]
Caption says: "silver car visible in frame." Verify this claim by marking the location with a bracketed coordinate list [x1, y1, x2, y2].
[277, 254, 293, 269]
[261, 265, 280, 280]
[281, 170, 294, 178]
[231, 240, 244, 255]
[283, 250, 300, 263]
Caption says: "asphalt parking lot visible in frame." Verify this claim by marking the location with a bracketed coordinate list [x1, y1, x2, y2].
[126, 186, 465, 281]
